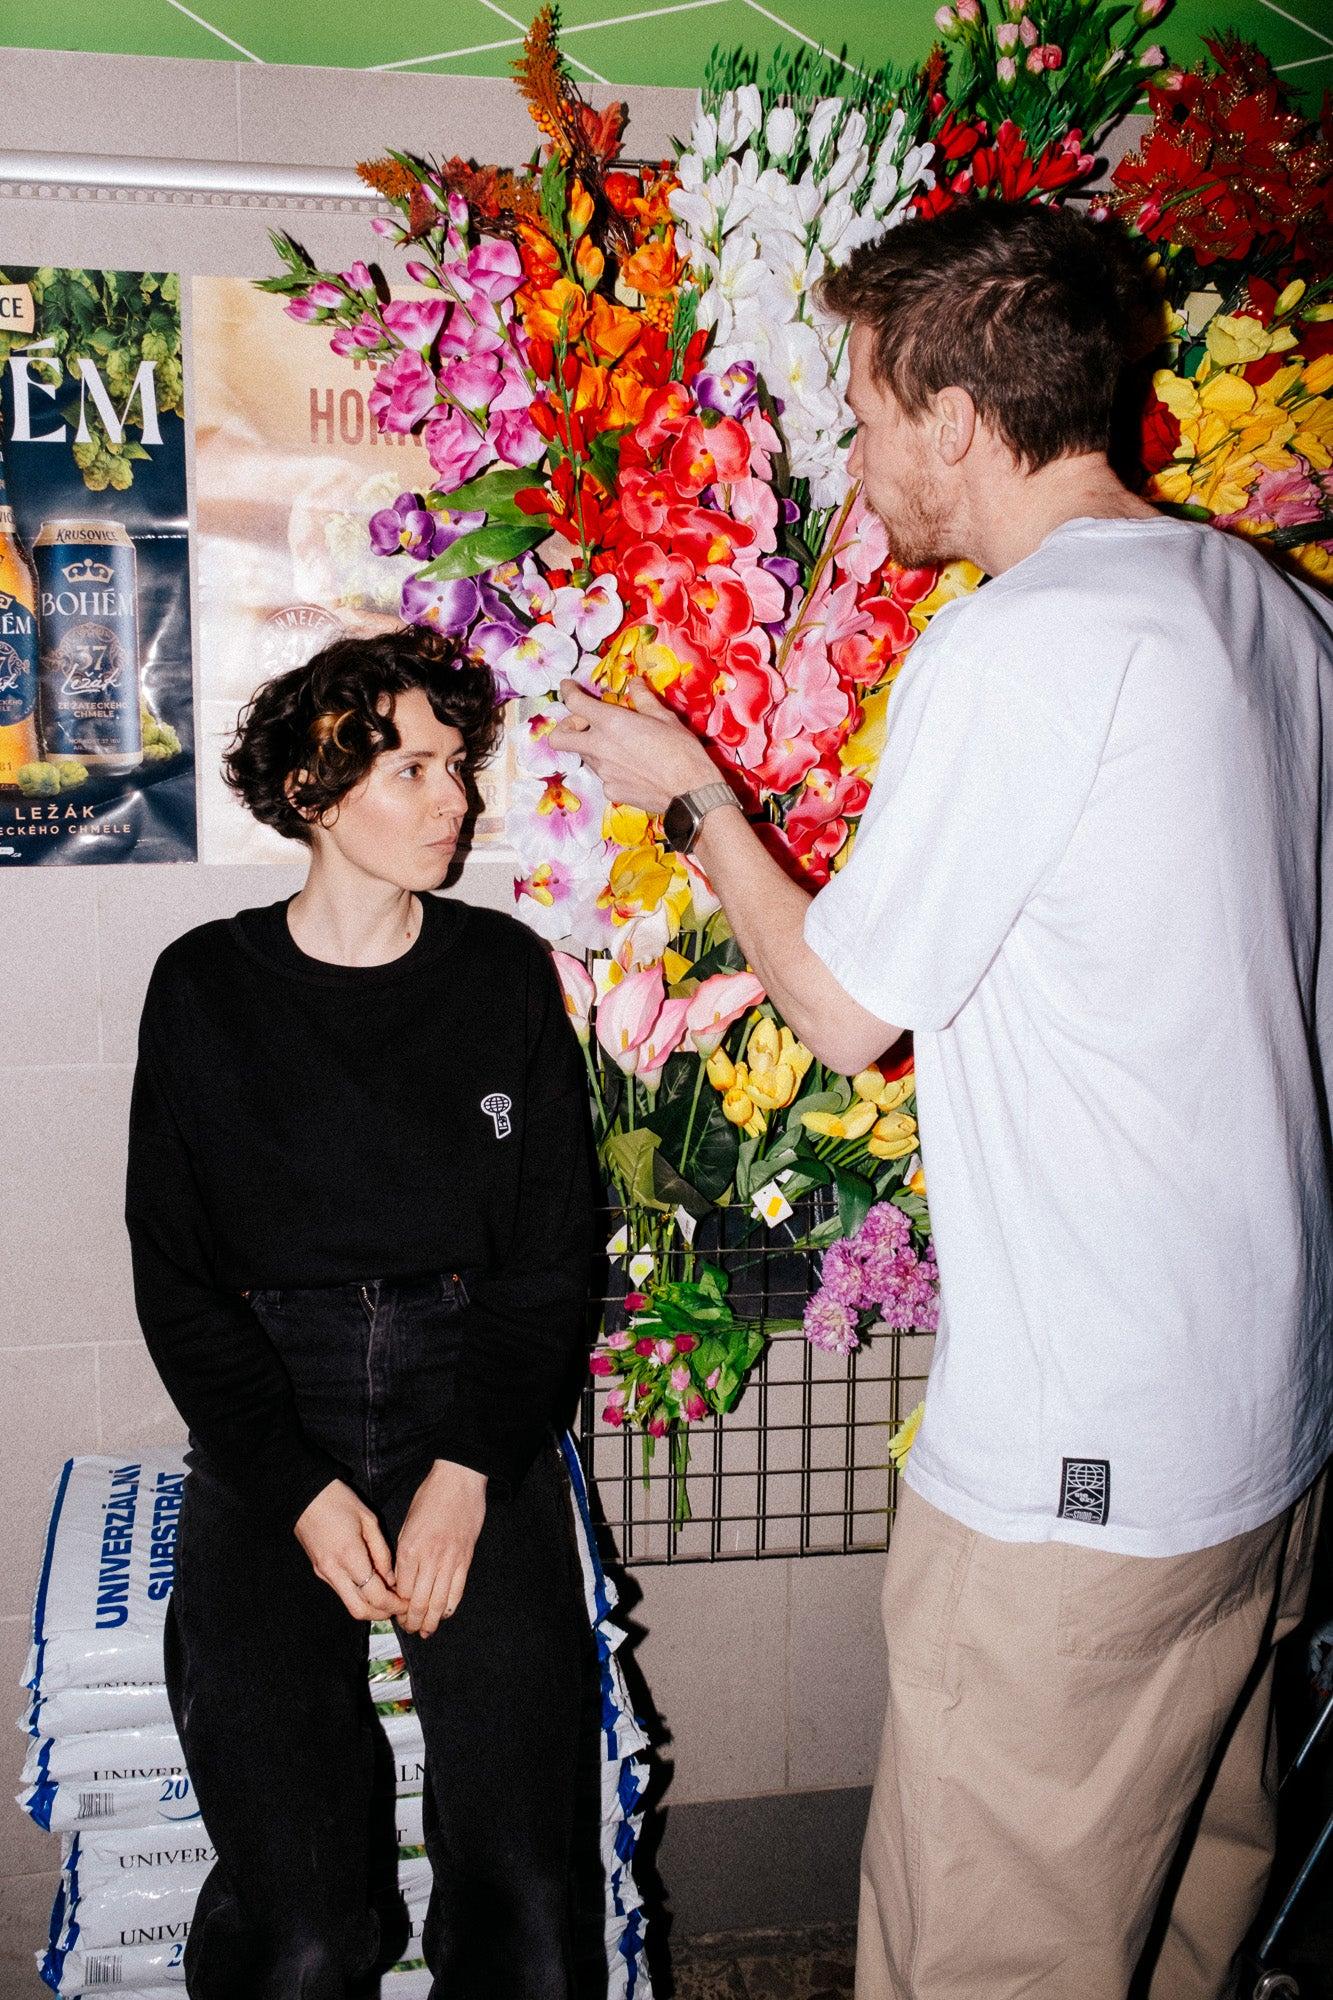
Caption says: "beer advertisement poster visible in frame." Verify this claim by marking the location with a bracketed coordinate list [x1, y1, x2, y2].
[192, 276, 516, 866]
[0, 266, 195, 866]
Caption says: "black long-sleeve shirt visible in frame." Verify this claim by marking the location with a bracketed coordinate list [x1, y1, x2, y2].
[125, 893, 596, 1530]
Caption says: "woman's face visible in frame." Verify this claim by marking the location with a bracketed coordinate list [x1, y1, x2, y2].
[307, 688, 471, 890]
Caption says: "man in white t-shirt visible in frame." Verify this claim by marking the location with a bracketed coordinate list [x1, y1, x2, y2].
[553, 202, 1332, 1998]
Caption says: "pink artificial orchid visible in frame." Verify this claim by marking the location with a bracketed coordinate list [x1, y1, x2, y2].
[595, 965, 667, 1076]
[685, 971, 765, 1055]
[551, 950, 596, 1045]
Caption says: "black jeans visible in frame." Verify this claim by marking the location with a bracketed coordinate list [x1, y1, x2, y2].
[165, 1274, 595, 2000]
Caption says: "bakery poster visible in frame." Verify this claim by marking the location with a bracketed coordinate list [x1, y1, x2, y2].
[0, 266, 194, 866]
[191, 277, 515, 865]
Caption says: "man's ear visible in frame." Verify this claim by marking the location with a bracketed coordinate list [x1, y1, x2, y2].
[932, 386, 978, 468]
[285, 771, 326, 829]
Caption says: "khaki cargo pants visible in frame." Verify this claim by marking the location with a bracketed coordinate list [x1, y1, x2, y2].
[857, 1474, 1325, 2000]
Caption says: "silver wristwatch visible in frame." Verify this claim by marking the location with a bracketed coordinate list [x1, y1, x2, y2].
[662, 781, 737, 855]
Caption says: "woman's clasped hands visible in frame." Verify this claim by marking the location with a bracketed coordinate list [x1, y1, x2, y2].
[294, 1457, 488, 1637]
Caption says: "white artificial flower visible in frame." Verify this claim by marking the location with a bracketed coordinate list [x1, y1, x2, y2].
[764, 105, 797, 160]
[734, 84, 763, 145]
[806, 97, 844, 161]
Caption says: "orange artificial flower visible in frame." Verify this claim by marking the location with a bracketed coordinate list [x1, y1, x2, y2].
[620, 239, 682, 299]
[525, 277, 588, 343]
[575, 236, 606, 288]
[568, 178, 595, 238]
[585, 293, 642, 363]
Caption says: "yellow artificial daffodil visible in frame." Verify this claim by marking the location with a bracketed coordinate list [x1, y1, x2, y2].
[1204, 313, 1296, 370]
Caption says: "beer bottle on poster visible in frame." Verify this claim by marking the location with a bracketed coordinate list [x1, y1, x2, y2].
[0, 428, 41, 788]
[36, 520, 143, 773]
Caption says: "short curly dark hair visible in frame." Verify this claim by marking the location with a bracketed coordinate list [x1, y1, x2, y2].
[223, 625, 502, 845]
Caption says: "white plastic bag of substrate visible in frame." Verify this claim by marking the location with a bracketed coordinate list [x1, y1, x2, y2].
[62, 1792, 422, 1892]
[26, 1457, 187, 1698]
[24, 1679, 176, 1740]
[44, 1865, 432, 1993]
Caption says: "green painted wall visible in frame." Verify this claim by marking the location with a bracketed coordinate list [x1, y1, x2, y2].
[0, 0, 1326, 102]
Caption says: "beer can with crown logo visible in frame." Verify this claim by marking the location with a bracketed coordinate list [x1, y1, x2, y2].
[35, 521, 143, 773]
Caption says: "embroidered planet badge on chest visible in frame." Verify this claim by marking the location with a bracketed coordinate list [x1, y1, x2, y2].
[481, 1092, 513, 1139]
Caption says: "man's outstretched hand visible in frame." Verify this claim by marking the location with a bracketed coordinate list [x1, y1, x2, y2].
[550, 678, 723, 815]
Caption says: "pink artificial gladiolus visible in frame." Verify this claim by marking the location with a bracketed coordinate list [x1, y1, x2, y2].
[705, 1367, 721, 1391]
[551, 950, 595, 1045]
[596, 965, 666, 1075]
[669, 1364, 690, 1392]
[685, 971, 765, 1055]
[424, 404, 493, 488]
[1019, 14, 1039, 43]
[603, 1396, 626, 1427]
[306, 282, 345, 308]
[647, 1417, 669, 1438]
[654, 1339, 676, 1365]
[492, 408, 546, 468]
[606, 1328, 633, 1350]
[285, 296, 323, 322]
[341, 262, 374, 290]
[329, 314, 383, 357]
[675, 1334, 698, 1353]
[440, 351, 503, 410]
[405, 260, 442, 288]
[634, 1337, 656, 1357]
[636, 996, 691, 1092]
[463, 237, 524, 304]
[370, 215, 403, 239]
[684, 1393, 708, 1422]
[624, 1292, 647, 1314]
[956, 0, 980, 18]
[369, 349, 437, 434]
[589, 1352, 615, 1376]
[381, 297, 450, 350]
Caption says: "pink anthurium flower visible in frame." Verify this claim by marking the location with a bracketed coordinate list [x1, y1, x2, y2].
[685, 971, 765, 1055]
[551, 950, 595, 1045]
[596, 965, 667, 1076]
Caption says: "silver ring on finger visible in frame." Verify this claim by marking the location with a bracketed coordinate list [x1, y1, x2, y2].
[355, 1572, 374, 1591]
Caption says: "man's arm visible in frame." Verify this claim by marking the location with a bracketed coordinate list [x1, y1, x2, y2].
[551, 679, 904, 1075]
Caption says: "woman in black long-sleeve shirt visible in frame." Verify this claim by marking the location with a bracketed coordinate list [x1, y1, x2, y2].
[125, 627, 597, 2000]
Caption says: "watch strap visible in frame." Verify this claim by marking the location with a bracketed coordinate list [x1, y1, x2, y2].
[676, 781, 736, 852]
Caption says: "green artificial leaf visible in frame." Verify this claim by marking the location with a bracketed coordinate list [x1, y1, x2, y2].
[687, 930, 748, 980]
[586, 424, 632, 493]
[415, 520, 547, 581]
[834, 1169, 875, 1242]
[651, 1151, 713, 1223]
[650, 1054, 739, 1201]
[604, 1128, 666, 1209]
[426, 465, 536, 518]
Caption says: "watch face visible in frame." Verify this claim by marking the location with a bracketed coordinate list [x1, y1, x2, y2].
[663, 795, 694, 850]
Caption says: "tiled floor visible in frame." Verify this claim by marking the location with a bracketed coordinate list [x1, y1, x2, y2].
[669, 1920, 1333, 1999]
[673, 1926, 856, 2000]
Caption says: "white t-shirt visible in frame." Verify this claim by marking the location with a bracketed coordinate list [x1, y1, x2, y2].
[806, 516, 1333, 1556]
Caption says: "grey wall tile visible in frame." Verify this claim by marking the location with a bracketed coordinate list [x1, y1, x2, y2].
[0, 1348, 100, 1622]
[98, 1343, 188, 1457]
[235, 63, 696, 171]
[3, 873, 102, 1069]
[0, 1620, 59, 1883]
[787, 1551, 889, 1793]
[2, 1070, 139, 1349]
[629, 1557, 789, 1807]
[4, 50, 240, 162]
[0, 1865, 59, 1999]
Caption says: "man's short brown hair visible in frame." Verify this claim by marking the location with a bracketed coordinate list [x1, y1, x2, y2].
[819, 203, 1151, 471]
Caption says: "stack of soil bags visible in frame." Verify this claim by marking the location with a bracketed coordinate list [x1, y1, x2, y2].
[18, 1442, 653, 1997]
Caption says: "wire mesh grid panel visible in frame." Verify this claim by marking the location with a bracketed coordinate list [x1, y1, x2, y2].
[576, 1209, 934, 1564]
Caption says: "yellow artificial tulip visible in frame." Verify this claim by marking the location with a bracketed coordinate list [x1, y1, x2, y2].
[868, 1111, 919, 1160]
[852, 1065, 915, 1112]
[906, 1161, 927, 1198]
[1204, 313, 1295, 370]
[802, 1101, 879, 1142]
[1276, 279, 1306, 318]
[707, 1049, 737, 1091]
[720, 1065, 767, 1138]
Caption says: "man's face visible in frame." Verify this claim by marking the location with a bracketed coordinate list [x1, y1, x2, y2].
[845, 323, 959, 570]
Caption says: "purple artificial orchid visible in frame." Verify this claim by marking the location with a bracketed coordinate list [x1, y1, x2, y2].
[369, 494, 443, 559]
[697, 359, 759, 420]
[401, 571, 481, 636]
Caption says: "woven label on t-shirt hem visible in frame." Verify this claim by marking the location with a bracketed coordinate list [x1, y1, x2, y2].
[1059, 1457, 1110, 1526]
